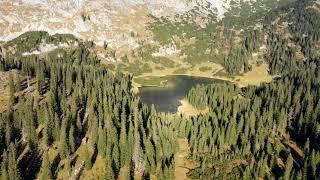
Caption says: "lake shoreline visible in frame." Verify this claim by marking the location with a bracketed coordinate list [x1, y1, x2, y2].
[177, 99, 209, 117]
[137, 75, 220, 113]
[132, 62, 273, 93]
[132, 74, 232, 94]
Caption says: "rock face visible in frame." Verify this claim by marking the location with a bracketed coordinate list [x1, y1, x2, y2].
[0, 0, 254, 47]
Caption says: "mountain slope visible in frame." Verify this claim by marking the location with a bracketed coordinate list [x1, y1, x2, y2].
[0, 0, 255, 45]
[0, 0, 298, 85]
[0, 0, 319, 180]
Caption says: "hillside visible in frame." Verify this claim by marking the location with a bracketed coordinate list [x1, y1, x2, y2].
[0, 0, 295, 87]
[0, 0, 319, 180]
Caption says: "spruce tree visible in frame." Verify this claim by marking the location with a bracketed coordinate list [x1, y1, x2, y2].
[1, 152, 8, 180]
[69, 124, 75, 154]
[97, 125, 106, 157]
[39, 151, 52, 180]
[120, 109, 128, 167]
[284, 154, 294, 180]
[7, 143, 20, 180]
[104, 151, 115, 180]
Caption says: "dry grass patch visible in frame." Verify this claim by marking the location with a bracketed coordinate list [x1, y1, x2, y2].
[235, 62, 272, 87]
[118, 167, 129, 180]
[0, 71, 9, 110]
[134, 76, 167, 87]
[0, 70, 20, 112]
[132, 62, 223, 86]
[0, 87, 9, 113]
[177, 100, 209, 118]
[80, 156, 105, 180]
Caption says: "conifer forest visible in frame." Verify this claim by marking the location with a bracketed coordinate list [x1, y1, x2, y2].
[0, 0, 319, 179]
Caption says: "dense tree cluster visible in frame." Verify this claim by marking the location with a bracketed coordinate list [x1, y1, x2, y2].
[183, 0, 320, 178]
[185, 60, 319, 178]
[0, 0, 319, 179]
[0, 41, 177, 179]
[224, 30, 262, 74]
[264, 0, 320, 74]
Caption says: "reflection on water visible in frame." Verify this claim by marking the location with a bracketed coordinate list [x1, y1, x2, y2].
[137, 75, 222, 113]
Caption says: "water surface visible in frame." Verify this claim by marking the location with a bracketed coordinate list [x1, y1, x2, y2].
[137, 75, 222, 113]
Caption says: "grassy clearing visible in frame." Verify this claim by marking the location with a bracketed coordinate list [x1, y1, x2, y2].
[0, 71, 9, 112]
[118, 166, 144, 180]
[132, 62, 223, 87]
[47, 143, 59, 162]
[81, 156, 105, 180]
[199, 66, 213, 72]
[212, 57, 273, 87]
[55, 142, 87, 180]
[173, 68, 188, 74]
[134, 76, 167, 87]
[118, 167, 128, 180]
[0, 70, 21, 112]
[177, 100, 209, 118]
[0, 88, 9, 113]
[124, 58, 272, 94]
[234, 62, 273, 87]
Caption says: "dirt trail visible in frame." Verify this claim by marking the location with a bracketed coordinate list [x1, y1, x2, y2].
[175, 138, 195, 180]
